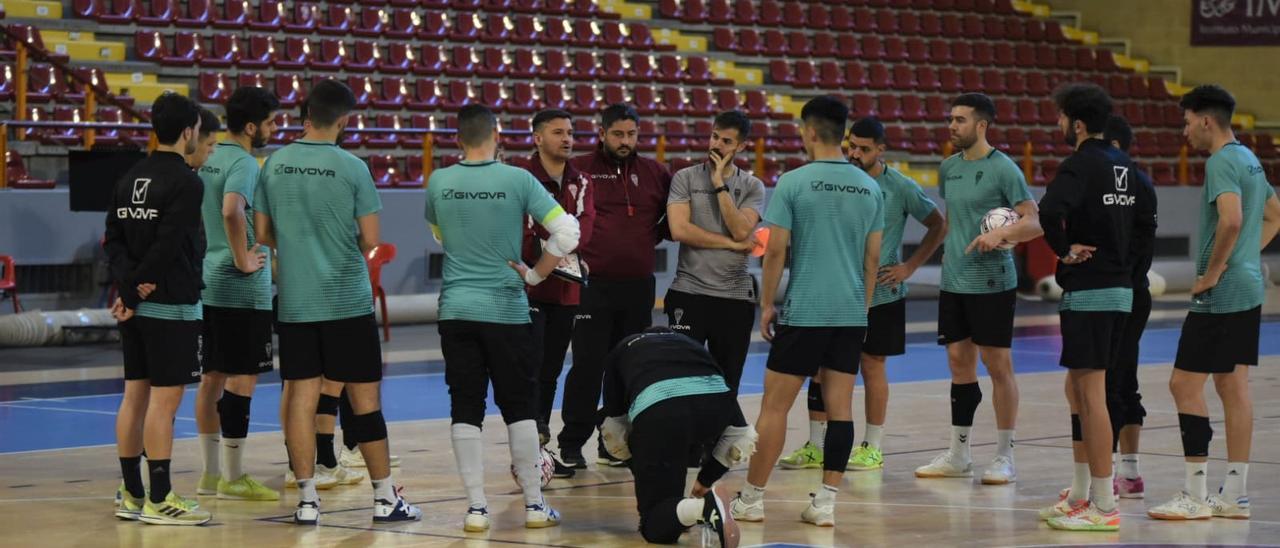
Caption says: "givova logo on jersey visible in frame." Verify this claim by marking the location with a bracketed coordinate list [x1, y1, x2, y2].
[117, 178, 160, 220]
[441, 188, 508, 200]
[273, 164, 337, 177]
[809, 180, 872, 195]
[1103, 166, 1136, 206]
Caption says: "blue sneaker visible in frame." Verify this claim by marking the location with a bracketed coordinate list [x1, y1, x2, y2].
[373, 488, 423, 523]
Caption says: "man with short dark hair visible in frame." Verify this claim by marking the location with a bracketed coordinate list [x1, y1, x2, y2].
[561, 103, 673, 469]
[106, 92, 211, 525]
[1036, 83, 1152, 532]
[665, 109, 765, 396]
[428, 104, 579, 532]
[256, 79, 420, 525]
[188, 108, 220, 169]
[517, 109, 595, 476]
[1149, 84, 1280, 521]
[916, 93, 1042, 485]
[191, 87, 280, 503]
[730, 96, 884, 527]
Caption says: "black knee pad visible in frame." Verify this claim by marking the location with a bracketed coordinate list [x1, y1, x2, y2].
[1125, 402, 1146, 427]
[822, 420, 855, 473]
[217, 391, 252, 439]
[317, 394, 340, 417]
[807, 381, 825, 413]
[1070, 414, 1082, 442]
[346, 410, 388, 444]
[1178, 413, 1212, 458]
[950, 382, 982, 427]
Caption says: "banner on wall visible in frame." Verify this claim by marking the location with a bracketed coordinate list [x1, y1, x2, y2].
[1192, 0, 1280, 45]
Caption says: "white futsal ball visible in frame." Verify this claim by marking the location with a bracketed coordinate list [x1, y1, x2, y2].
[511, 447, 555, 489]
[1146, 270, 1166, 297]
[980, 207, 1021, 251]
[1036, 276, 1063, 302]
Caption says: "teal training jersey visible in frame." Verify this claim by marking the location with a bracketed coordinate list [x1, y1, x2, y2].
[425, 160, 564, 324]
[1059, 287, 1133, 313]
[764, 160, 884, 327]
[200, 142, 272, 311]
[137, 301, 203, 321]
[255, 140, 382, 323]
[871, 165, 938, 307]
[939, 150, 1034, 294]
[1192, 143, 1276, 314]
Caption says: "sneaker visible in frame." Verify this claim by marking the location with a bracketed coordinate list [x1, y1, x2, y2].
[560, 450, 587, 470]
[1207, 492, 1251, 520]
[139, 491, 212, 526]
[339, 445, 401, 468]
[1039, 497, 1087, 521]
[373, 488, 423, 523]
[597, 442, 626, 467]
[778, 442, 824, 470]
[318, 464, 366, 486]
[800, 494, 835, 527]
[981, 455, 1017, 485]
[115, 484, 145, 521]
[285, 469, 340, 490]
[701, 485, 740, 548]
[914, 452, 973, 478]
[525, 499, 562, 529]
[1047, 502, 1120, 532]
[1115, 476, 1145, 499]
[1148, 491, 1212, 520]
[217, 474, 281, 501]
[463, 506, 490, 532]
[196, 472, 220, 496]
[549, 452, 577, 479]
[294, 501, 320, 525]
[848, 443, 884, 471]
[729, 493, 765, 522]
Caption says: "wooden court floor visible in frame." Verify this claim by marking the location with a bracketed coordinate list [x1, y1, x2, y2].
[2, 358, 1278, 547]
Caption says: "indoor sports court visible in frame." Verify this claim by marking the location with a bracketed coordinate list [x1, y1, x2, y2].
[1, 0, 1279, 546]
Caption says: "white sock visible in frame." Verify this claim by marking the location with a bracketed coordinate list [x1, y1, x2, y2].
[1222, 462, 1248, 502]
[451, 423, 488, 509]
[199, 433, 220, 477]
[814, 484, 838, 506]
[740, 483, 765, 504]
[220, 437, 245, 481]
[1069, 462, 1090, 502]
[371, 475, 395, 502]
[996, 429, 1015, 459]
[1091, 475, 1116, 512]
[298, 479, 318, 503]
[676, 498, 703, 526]
[864, 424, 884, 450]
[1119, 453, 1140, 479]
[949, 426, 972, 462]
[507, 420, 544, 506]
[1186, 462, 1208, 500]
[809, 420, 827, 450]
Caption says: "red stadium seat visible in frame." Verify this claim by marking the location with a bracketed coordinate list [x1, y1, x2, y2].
[198, 72, 230, 103]
[909, 126, 938, 154]
[663, 120, 689, 152]
[247, 0, 283, 31]
[347, 76, 375, 108]
[762, 30, 786, 56]
[900, 95, 926, 122]
[479, 14, 509, 43]
[599, 21, 628, 48]
[891, 65, 917, 90]
[688, 88, 716, 116]
[758, 0, 782, 26]
[877, 95, 904, 121]
[442, 80, 477, 111]
[450, 12, 481, 41]
[818, 61, 844, 89]
[792, 61, 817, 88]
[737, 29, 762, 56]
[570, 51, 598, 81]
[95, 0, 136, 24]
[852, 93, 876, 118]
[540, 49, 570, 79]
[844, 62, 869, 88]
[540, 17, 571, 45]
[868, 64, 892, 90]
[569, 84, 599, 115]
[627, 54, 657, 82]
[659, 87, 688, 116]
[861, 35, 885, 61]
[951, 42, 973, 65]
[316, 5, 352, 35]
[836, 35, 861, 59]
[853, 8, 875, 33]
[508, 82, 540, 113]
[346, 41, 379, 72]
[268, 37, 304, 70]
[812, 33, 838, 58]
[656, 55, 683, 84]
[176, 0, 212, 27]
[782, 1, 806, 28]
[134, 31, 168, 63]
[706, 0, 732, 24]
[787, 32, 811, 58]
[409, 80, 443, 111]
[238, 35, 275, 69]
[161, 32, 202, 67]
[732, 0, 755, 25]
[717, 89, 740, 111]
[570, 19, 599, 47]
[632, 85, 659, 115]
[743, 90, 771, 119]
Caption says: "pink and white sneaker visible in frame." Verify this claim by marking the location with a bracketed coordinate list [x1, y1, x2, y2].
[1114, 476, 1144, 499]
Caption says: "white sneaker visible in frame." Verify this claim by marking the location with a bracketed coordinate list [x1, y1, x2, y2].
[1148, 491, 1212, 520]
[800, 494, 835, 527]
[525, 499, 561, 528]
[914, 452, 973, 478]
[339, 445, 401, 468]
[294, 501, 320, 525]
[729, 493, 765, 522]
[318, 464, 366, 486]
[285, 469, 340, 490]
[463, 506, 490, 532]
[1206, 492, 1251, 520]
[373, 490, 423, 523]
[981, 455, 1016, 485]
[1039, 497, 1086, 521]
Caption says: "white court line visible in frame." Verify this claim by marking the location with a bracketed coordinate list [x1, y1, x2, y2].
[0, 402, 279, 428]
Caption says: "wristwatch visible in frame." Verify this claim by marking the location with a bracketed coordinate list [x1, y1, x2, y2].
[714, 186, 730, 194]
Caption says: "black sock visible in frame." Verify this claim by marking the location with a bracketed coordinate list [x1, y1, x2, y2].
[148, 459, 172, 504]
[119, 455, 145, 499]
[316, 433, 337, 468]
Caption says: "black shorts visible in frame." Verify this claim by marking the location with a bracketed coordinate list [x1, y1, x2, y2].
[863, 299, 906, 357]
[1058, 310, 1128, 370]
[202, 305, 274, 376]
[765, 325, 865, 377]
[937, 289, 1017, 348]
[439, 320, 539, 426]
[277, 314, 383, 382]
[1174, 306, 1261, 374]
[120, 316, 203, 387]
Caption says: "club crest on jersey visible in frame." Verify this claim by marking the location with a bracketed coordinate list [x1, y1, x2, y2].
[975, 171, 985, 185]
[630, 173, 639, 186]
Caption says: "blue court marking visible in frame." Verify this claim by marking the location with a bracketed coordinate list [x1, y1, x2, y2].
[3, 322, 1279, 454]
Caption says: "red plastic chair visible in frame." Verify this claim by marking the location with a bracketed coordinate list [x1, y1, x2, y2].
[0, 255, 20, 313]
[366, 243, 396, 341]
